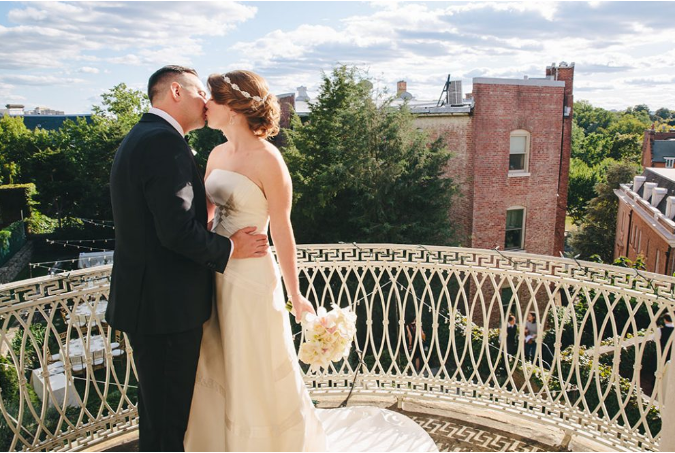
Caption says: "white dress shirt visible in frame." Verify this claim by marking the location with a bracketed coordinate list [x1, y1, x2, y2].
[148, 107, 184, 136]
[147, 107, 234, 259]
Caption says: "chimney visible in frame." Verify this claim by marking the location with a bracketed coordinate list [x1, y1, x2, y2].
[296, 86, 310, 102]
[666, 197, 675, 219]
[643, 182, 657, 201]
[396, 80, 407, 97]
[633, 175, 646, 192]
[652, 187, 668, 207]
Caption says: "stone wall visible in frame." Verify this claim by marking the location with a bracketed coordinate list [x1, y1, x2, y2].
[0, 241, 33, 284]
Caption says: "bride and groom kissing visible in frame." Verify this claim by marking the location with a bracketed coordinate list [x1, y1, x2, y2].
[106, 65, 437, 452]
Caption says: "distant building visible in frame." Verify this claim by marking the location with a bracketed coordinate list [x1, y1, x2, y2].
[409, 62, 574, 256]
[5, 104, 25, 116]
[2, 104, 91, 131]
[276, 63, 574, 257]
[642, 128, 675, 168]
[615, 168, 675, 275]
[25, 106, 65, 115]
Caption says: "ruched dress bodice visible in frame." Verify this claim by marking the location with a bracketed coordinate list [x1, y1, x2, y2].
[205, 169, 280, 299]
[206, 168, 269, 237]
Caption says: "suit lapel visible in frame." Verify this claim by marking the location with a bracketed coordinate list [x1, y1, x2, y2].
[142, 113, 207, 223]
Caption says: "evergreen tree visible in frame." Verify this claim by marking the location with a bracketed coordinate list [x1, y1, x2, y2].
[570, 161, 640, 262]
[283, 66, 457, 245]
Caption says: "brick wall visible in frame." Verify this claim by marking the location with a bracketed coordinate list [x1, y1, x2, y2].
[642, 130, 675, 167]
[616, 197, 674, 275]
[551, 66, 574, 256]
[624, 208, 671, 274]
[470, 82, 565, 256]
[413, 115, 473, 246]
[642, 130, 654, 168]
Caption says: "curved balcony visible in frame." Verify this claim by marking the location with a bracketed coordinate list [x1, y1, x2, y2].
[1, 244, 674, 451]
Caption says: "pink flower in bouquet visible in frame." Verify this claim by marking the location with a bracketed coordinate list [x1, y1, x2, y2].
[297, 304, 357, 372]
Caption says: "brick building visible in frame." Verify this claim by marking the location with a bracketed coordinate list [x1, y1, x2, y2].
[412, 62, 574, 256]
[641, 128, 675, 168]
[280, 62, 574, 257]
[615, 169, 675, 275]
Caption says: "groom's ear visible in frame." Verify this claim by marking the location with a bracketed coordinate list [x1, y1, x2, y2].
[170, 82, 181, 102]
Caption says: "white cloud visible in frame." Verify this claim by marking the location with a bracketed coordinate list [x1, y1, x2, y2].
[227, 1, 675, 109]
[79, 67, 100, 74]
[0, 75, 86, 86]
[3, 1, 675, 111]
[0, 82, 27, 103]
[1, 2, 257, 71]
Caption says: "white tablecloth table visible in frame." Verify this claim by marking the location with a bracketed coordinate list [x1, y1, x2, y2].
[64, 334, 124, 372]
[30, 362, 81, 408]
[67, 300, 108, 327]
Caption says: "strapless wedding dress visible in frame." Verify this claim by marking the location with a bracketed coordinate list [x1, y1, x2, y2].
[184, 169, 437, 452]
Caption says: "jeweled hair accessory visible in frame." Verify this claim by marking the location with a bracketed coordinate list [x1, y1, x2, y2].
[223, 75, 269, 104]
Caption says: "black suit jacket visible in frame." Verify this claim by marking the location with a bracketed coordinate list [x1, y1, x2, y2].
[106, 113, 231, 334]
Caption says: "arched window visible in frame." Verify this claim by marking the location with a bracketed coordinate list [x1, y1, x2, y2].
[505, 207, 526, 250]
[509, 130, 530, 173]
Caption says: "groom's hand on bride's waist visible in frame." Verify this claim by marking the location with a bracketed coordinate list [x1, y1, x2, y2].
[230, 226, 269, 259]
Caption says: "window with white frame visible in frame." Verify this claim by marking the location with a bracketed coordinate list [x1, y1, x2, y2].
[509, 130, 530, 173]
[505, 208, 525, 250]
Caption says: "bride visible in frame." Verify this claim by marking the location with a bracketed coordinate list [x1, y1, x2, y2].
[183, 70, 437, 452]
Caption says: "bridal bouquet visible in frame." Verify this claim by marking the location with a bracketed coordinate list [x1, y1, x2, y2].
[294, 304, 357, 372]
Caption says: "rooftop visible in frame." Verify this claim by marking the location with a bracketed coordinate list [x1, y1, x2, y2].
[652, 140, 675, 163]
[473, 77, 565, 87]
[646, 167, 675, 182]
[21, 114, 92, 131]
[615, 168, 675, 245]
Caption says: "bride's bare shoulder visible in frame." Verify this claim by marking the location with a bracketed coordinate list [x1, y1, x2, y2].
[210, 142, 231, 157]
[258, 141, 287, 172]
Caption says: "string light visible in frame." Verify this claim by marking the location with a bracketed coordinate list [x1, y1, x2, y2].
[47, 239, 112, 253]
[49, 238, 114, 244]
[77, 218, 115, 229]
[30, 256, 113, 273]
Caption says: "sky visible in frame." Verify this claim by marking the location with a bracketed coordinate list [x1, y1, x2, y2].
[1, 1, 674, 114]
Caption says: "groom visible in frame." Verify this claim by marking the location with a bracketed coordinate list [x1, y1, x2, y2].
[107, 65, 268, 451]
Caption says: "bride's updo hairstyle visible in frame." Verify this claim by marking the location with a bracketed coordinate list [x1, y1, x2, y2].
[208, 70, 280, 139]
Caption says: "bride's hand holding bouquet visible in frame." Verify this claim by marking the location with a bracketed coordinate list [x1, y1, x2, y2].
[289, 294, 317, 323]
[287, 298, 357, 372]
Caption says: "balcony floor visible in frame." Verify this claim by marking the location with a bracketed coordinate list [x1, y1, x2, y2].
[96, 400, 595, 452]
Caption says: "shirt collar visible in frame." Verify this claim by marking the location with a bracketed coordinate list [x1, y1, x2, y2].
[148, 107, 184, 136]
[666, 323, 674, 328]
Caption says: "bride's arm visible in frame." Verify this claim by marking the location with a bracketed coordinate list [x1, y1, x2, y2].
[263, 148, 316, 322]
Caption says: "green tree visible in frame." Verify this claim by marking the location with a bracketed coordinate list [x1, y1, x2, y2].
[577, 132, 613, 166]
[570, 161, 640, 262]
[568, 158, 596, 223]
[187, 126, 226, 172]
[574, 100, 615, 135]
[92, 83, 149, 131]
[283, 65, 457, 245]
[608, 113, 650, 137]
[625, 104, 652, 123]
[0, 115, 34, 183]
[14, 84, 151, 221]
[655, 107, 672, 121]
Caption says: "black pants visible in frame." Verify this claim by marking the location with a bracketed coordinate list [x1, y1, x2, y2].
[128, 326, 203, 452]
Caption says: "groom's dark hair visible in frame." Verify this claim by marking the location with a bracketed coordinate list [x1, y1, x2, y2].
[148, 65, 198, 104]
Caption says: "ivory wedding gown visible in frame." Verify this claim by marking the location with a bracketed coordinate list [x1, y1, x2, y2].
[184, 169, 437, 452]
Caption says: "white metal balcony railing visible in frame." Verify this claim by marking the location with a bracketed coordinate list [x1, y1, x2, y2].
[0, 244, 674, 451]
